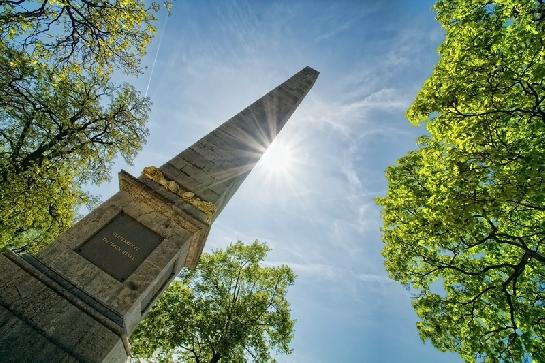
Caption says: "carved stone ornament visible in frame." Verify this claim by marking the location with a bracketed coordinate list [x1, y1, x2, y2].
[142, 166, 217, 218]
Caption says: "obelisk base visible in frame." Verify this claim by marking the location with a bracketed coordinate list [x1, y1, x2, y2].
[0, 251, 128, 363]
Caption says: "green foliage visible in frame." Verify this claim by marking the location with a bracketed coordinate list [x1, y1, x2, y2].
[0, 163, 81, 253]
[0, 0, 164, 74]
[0, 0, 168, 251]
[378, 1, 545, 361]
[130, 241, 296, 363]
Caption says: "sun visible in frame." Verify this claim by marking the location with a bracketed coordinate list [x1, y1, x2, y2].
[257, 140, 295, 175]
[253, 134, 312, 203]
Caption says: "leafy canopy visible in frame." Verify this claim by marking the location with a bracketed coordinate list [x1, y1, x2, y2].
[378, 1, 545, 362]
[1, 0, 166, 74]
[0, 0, 168, 251]
[130, 241, 296, 363]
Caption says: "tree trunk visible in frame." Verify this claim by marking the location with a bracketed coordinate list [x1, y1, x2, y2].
[209, 352, 221, 363]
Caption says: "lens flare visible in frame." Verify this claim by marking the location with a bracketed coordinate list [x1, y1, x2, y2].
[258, 141, 295, 175]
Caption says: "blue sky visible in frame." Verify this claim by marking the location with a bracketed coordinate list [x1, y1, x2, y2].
[91, 1, 463, 362]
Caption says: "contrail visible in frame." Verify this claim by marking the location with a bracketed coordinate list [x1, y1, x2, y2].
[145, 14, 169, 97]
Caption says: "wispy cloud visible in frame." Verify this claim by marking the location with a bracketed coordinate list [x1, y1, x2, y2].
[314, 3, 379, 43]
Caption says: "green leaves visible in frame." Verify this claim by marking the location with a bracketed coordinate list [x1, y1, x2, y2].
[0, 0, 167, 76]
[130, 241, 296, 363]
[378, 0, 545, 361]
[0, 1, 167, 251]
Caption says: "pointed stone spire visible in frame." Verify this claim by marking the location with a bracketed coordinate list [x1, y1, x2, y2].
[158, 66, 319, 219]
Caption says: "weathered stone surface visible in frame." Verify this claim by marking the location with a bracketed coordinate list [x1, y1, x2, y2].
[0, 254, 127, 363]
[0, 305, 79, 363]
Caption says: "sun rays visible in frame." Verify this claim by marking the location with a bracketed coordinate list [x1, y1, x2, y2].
[257, 139, 295, 176]
[252, 132, 315, 209]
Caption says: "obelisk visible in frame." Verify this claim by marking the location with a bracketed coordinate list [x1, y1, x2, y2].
[0, 66, 318, 362]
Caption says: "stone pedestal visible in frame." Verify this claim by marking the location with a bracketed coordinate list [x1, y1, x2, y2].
[0, 171, 210, 362]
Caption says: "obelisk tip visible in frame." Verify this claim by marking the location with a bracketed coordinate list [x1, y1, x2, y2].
[301, 66, 320, 77]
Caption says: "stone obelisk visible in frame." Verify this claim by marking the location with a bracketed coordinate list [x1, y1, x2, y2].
[0, 66, 318, 362]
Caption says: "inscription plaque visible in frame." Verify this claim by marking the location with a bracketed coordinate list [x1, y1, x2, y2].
[76, 212, 163, 282]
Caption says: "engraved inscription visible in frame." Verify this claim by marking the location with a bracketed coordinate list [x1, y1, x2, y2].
[76, 212, 163, 281]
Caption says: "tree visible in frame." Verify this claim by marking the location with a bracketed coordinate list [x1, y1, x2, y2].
[0, 1, 168, 251]
[377, 1, 545, 361]
[0, 163, 83, 253]
[130, 241, 296, 363]
[1, 0, 165, 73]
